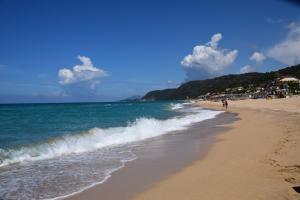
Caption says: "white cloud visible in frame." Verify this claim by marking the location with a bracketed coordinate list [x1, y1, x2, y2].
[58, 56, 108, 89]
[181, 33, 238, 76]
[240, 65, 254, 74]
[267, 22, 300, 65]
[206, 33, 222, 48]
[58, 69, 74, 84]
[250, 52, 266, 63]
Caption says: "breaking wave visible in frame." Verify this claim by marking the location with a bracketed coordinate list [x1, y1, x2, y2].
[0, 105, 222, 167]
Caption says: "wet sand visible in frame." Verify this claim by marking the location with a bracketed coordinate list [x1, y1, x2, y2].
[65, 112, 238, 200]
[132, 98, 300, 200]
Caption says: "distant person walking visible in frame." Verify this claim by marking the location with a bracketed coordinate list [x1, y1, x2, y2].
[224, 100, 228, 109]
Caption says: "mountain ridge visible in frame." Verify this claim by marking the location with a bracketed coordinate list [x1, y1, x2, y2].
[143, 64, 300, 100]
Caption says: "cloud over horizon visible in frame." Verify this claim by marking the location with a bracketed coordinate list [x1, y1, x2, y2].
[250, 52, 266, 63]
[58, 56, 108, 96]
[267, 22, 300, 65]
[240, 65, 254, 74]
[181, 33, 238, 80]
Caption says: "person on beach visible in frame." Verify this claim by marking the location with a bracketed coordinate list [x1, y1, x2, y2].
[222, 99, 225, 107]
[224, 100, 228, 109]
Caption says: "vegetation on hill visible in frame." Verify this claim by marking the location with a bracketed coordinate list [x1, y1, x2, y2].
[143, 64, 300, 100]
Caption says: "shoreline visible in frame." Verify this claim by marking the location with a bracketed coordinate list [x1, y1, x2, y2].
[65, 110, 237, 200]
[132, 98, 300, 200]
[64, 98, 300, 200]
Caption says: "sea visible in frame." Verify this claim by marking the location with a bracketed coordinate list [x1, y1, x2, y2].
[0, 101, 223, 200]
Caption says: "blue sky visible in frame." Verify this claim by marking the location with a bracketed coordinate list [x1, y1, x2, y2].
[0, 0, 300, 103]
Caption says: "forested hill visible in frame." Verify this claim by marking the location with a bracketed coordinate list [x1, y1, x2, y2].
[143, 64, 300, 100]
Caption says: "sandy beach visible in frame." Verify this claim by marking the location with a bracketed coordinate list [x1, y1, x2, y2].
[132, 97, 300, 200]
[65, 111, 237, 200]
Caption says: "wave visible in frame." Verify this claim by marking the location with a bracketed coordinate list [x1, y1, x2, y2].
[0, 106, 222, 167]
[170, 101, 196, 111]
[170, 103, 185, 110]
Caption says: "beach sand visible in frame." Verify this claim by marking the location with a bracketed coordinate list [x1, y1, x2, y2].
[132, 97, 300, 200]
[65, 112, 237, 200]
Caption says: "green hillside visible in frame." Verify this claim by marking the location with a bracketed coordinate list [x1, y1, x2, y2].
[143, 64, 300, 100]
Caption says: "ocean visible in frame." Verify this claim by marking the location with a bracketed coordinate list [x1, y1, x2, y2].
[0, 101, 222, 200]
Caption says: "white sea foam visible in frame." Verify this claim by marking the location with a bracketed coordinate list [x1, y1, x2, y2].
[170, 103, 185, 110]
[0, 105, 222, 167]
[170, 101, 195, 110]
[44, 154, 137, 200]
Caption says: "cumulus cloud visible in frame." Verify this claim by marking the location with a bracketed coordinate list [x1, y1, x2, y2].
[250, 52, 266, 63]
[267, 22, 300, 65]
[181, 33, 238, 80]
[58, 56, 108, 92]
[206, 33, 222, 49]
[240, 65, 254, 74]
[58, 56, 108, 97]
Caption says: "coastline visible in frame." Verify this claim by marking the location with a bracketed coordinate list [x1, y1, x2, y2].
[65, 110, 237, 200]
[64, 98, 300, 200]
[132, 98, 300, 200]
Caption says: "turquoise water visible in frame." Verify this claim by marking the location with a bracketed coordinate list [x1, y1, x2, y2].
[0, 101, 176, 149]
[0, 101, 222, 200]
